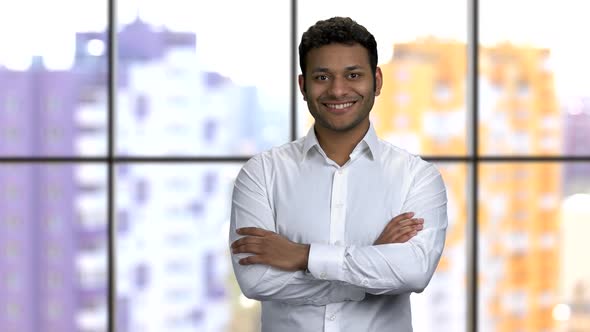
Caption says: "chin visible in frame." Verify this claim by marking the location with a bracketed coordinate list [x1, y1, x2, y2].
[325, 121, 361, 132]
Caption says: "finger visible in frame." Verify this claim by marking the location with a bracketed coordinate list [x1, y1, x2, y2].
[384, 214, 416, 231]
[383, 219, 406, 238]
[378, 227, 410, 244]
[398, 225, 421, 237]
[391, 212, 414, 223]
[231, 236, 263, 249]
[385, 218, 417, 235]
[397, 232, 418, 243]
[379, 219, 423, 244]
[233, 243, 263, 255]
[396, 221, 424, 233]
[236, 227, 273, 237]
[239, 255, 265, 265]
[392, 228, 419, 242]
[397, 217, 424, 228]
[389, 223, 422, 242]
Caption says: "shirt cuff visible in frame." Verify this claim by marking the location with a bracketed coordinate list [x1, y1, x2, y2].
[307, 243, 345, 281]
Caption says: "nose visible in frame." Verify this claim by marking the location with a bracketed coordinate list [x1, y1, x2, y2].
[327, 76, 349, 97]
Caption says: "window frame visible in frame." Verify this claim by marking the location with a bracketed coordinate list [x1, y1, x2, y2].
[1, 1, 589, 331]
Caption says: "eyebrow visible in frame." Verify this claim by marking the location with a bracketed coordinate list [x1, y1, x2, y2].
[310, 65, 365, 73]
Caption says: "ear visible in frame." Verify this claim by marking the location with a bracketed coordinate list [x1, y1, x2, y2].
[374, 66, 383, 96]
[298, 74, 307, 101]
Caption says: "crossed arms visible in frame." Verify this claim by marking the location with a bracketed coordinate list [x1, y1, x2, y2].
[229, 155, 448, 305]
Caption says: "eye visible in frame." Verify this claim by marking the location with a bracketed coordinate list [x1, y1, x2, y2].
[315, 75, 329, 81]
[348, 73, 360, 79]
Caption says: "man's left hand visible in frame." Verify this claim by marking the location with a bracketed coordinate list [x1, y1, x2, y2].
[231, 227, 310, 272]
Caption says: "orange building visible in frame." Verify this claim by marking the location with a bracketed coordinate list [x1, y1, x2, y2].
[374, 37, 467, 156]
[372, 38, 468, 331]
[373, 39, 561, 331]
[479, 43, 560, 332]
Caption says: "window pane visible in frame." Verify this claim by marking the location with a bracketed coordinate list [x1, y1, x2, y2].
[412, 162, 467, 332]
[116, 1, 291, 156]
[115, 162, 468, 332]
[115, 164, 249, 332]
[480, 0, 590, 156]
[297, 0, 468, 156]
[0, 0, 108, 157]
[0, 164, 108, 331]
[479, 162, 590, 331]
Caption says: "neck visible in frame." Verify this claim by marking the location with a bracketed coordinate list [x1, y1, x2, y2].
[314, 119, 370, 166]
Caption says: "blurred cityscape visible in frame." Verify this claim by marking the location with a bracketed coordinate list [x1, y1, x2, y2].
[372, 38, 590, 331]
[1, 14, 590, 332]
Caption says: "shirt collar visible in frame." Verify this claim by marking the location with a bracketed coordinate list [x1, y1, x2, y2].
[301, 122, 381, 163]
[362, 122, 381, 160]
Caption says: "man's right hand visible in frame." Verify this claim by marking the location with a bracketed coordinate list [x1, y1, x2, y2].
[373, 212, 424, 245]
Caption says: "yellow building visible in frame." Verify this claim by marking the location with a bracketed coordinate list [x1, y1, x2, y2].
[373, 39, 561, 331]
[479, 43, 560, 332]
[373, 37, 467, 156]
[372, 38, 468, 330]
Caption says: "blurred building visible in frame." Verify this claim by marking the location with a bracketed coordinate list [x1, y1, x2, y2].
[0, 17, 268, 332]
[373, 39, 564, 332]
[563, 97, 590, 194]
[479, 44, 561, 332]
[373, 38, 468, 332]
[558, 194, 590, 332]
[563, 281, 590, 331]
[374, 37, 467, 156]
[0, 57, 108, 331]
[3, 14, 587, 332]
[114, 164, 237, 332]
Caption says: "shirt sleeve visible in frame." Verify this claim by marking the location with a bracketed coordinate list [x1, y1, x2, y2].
[229, 154, 366, 305]
[307, 162, 448, 295]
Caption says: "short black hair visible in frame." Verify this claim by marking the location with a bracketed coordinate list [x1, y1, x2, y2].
[298, 17, 378, 78]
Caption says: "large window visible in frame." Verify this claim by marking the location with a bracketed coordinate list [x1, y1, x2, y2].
[1, 1, 589, 331]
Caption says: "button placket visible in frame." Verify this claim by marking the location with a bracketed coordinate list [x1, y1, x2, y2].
[330, 169, 347, 247]
[324, 304, 342, 332]
[325, 169, 347, 331]
[330, 170, 345, 242]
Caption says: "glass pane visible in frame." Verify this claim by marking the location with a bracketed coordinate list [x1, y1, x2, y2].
[480, 0, 590, 156]
[116, 1, 291, 156]
[0, 164, 108, 331]
[115, 162, 467, 332]
[411, 162, 467, 332]
[0, 0, 108, 157]
[115, 164, 250, 332]
[479, 162, 590, 331]
[297, 0, 468, 156]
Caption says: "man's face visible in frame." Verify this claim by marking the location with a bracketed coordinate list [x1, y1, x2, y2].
[299, 43, 382, 133]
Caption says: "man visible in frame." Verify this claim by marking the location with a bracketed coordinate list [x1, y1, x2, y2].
[229, 17, 447, 331]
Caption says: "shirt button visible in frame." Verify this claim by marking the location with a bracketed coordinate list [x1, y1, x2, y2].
[329, 314, 336, 321]
[362, 279, 369, 285]
[320, 272, 327, 279]
[337, 169, 343, 175]
[335, 241, 342, 245]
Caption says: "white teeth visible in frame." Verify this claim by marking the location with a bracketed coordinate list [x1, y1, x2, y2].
[326, 102, 354, 109]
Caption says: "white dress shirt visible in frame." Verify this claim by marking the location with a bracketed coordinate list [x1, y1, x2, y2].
[229, 122, 448, 332]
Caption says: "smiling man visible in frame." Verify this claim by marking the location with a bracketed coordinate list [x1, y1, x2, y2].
[229, 17, 448, 332]
[302, 41, 379, 166]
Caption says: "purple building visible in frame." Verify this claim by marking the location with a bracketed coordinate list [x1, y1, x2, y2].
[1, 17, 273, 332]
[0, 163, 38, 332]
[0, 18, 199, 329]
[563, 97, 590, 194]
[0, 66, 85, 330]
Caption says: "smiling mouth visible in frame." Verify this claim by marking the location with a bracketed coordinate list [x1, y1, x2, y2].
[323, 101, 356, 111]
